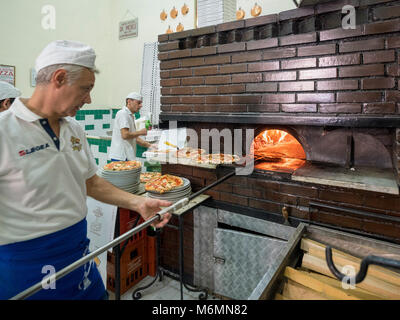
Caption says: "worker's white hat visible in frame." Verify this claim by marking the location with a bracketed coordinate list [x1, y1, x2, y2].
[0, 81, 21, 100]
[126, 92, 142, 101]
[35, 40, 97, 73]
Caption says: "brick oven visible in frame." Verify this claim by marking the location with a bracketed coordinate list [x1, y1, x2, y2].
[155, 0, 400, 288]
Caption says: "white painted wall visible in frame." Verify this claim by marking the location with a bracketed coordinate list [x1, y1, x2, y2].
[236, 0, 296, 20]
[0, 0, 296, 109]
[0, 0, 114, 108]
[108, 0, 196, 108]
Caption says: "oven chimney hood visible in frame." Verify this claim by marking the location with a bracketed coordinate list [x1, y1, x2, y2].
[293, 0, 337, 7]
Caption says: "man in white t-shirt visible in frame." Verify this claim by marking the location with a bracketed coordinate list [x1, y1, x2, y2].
[0, 40, 171, 300]
[108, 92, 152, 161]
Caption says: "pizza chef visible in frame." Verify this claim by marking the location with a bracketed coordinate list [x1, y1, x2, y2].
[108, 92, 153, 161]
[0, 40, 171, 300]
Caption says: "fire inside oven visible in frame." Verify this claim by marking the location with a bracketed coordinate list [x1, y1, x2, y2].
[250, 129, 306, 173]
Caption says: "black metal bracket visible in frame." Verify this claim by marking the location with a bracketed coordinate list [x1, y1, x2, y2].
[132, 228, 164, 300]
[325, 246, 400, 284]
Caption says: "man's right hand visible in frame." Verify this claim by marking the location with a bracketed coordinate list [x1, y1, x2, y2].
[138, 128, 147, 136]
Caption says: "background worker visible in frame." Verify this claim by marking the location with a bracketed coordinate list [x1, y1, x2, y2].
[108, 92, 153, 161]
[0, 80, 21, 112]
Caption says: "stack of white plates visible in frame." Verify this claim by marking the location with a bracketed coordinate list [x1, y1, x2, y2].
[98, 166, 141, 194]
[147, 177, 192, 203]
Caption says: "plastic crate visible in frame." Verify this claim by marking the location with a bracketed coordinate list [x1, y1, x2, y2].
[118, 209, 147, 249]
[106, 238, 148, 295]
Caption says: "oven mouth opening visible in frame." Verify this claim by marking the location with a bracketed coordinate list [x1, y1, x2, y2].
[250, 129, 306, 173]
[244, 128, 399, 195]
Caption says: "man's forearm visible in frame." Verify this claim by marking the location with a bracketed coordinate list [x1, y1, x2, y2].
[124, 131, 142, 139]
[86, 174, 141, 211]
[137, 137, 151, 148]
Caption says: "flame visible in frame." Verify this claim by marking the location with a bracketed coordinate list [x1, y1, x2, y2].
[261, 130, 288, 145]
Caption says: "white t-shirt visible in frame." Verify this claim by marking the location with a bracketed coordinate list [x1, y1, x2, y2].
[108, 106, 137, 160]
[0, 98, 98, 245]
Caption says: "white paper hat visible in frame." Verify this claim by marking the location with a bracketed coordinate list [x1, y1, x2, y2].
[126, 92, 142, 101]
[0, 81, 21, 100]
[35, 40, 96, 73]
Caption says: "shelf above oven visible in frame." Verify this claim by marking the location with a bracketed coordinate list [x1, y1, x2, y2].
[160, 113, 400, 128]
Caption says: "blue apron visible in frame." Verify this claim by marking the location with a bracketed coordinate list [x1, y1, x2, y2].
[0, 219, 106, 300]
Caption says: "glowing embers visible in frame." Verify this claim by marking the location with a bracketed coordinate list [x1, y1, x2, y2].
[250, 129, 306, 173]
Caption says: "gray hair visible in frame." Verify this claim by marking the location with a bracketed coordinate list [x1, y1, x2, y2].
[35, 64, 99, 86]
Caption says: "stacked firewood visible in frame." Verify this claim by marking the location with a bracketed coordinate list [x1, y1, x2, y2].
[275, 238, 400, 300]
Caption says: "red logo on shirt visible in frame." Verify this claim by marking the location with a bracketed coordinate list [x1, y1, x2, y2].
[18, 143, 50, 157]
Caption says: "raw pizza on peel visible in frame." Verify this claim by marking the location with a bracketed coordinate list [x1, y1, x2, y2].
[191, 153, 240, 165]
[145, 174, 184, 194]
[175, 147, 206, 158]
[103, 160, 141, 171]
[209, 153, 240, 164]
[140, 172, 161, 183]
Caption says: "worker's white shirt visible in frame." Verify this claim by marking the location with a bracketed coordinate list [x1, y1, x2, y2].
[0, 98, 98, 245]
[108, 106, 137, 160]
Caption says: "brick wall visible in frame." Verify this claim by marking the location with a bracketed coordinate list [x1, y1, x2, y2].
[159, 213, 195, 284]
[396, 128, 400, 182]
[157, 0, 400, 275]
[162, 164, 400, 243]
[158, 0, 400, 174]
[158, 0, 400, 117]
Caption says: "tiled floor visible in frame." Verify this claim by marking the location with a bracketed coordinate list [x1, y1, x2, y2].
[108, 275, 220, 301]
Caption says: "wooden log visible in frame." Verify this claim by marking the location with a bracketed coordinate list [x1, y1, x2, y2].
[282, 278, 328, 300]
[301, 253, 400, 299]
[301, 238, 400, 287]
[299, 268, 383, 300]
[283, 266, 360, 300]
[274, 293, 289, 300]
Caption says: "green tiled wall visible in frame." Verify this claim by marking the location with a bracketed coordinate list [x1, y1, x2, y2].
[78, 108, 149, 167]
[76, 109, 112, 120]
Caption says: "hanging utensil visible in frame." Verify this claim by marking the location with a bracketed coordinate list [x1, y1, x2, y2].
[181, 3, 189, 16]
[236, 7, 245, 20]
[160, 9, 167, 21]
[251, 3, 262, 17]
[176, 22, 184, 32]
[170, 6, 178, 19]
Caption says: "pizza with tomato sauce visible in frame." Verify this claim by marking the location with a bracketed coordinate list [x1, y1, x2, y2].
[103, 160, 142, 171]
[140, 172, 161, 183]
[145, 174, 184, 194]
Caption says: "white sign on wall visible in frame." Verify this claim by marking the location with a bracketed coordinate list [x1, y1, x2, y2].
[0, 65, 15, 86]
[119, 18, 138, 40]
